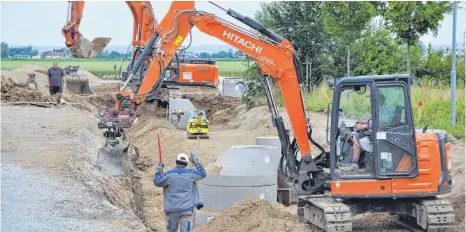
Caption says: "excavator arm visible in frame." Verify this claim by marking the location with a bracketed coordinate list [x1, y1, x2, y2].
[100, 2, 313, 179]
[62, 1, 156, 58]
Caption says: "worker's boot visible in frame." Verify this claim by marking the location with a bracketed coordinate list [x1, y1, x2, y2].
[338, 163, 359, 173]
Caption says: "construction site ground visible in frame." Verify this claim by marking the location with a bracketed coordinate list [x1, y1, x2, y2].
[1, 65, 465, 232]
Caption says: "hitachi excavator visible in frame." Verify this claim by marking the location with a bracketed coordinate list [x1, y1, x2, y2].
[92, 1, 455, 231]
[62, 1, 218, 104]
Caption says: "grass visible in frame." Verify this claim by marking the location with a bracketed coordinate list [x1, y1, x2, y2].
[0, 58, 247, 77]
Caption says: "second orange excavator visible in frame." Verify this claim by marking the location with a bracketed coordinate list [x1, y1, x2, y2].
[62, 1, 219, 105]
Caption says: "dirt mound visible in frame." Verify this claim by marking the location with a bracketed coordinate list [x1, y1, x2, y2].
[194, 199, 308, 232]
[1, 76, 48, 102]
[1, 65, 51, 97]
[182, 93, 241, 123]
[75, 68, 101, 83]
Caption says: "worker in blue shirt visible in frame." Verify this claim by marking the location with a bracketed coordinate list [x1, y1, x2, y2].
[154, 151, 206, 232]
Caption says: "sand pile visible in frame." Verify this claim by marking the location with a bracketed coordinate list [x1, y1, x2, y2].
[182, 92, 241, 124]
[74, 67, 101, 83]
[1, 75, 48, 102]
[1, 65, 51, 98]
[194, 199, 308, 232]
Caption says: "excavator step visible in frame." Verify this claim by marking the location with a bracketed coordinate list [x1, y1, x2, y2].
[298, 196, 352, 232]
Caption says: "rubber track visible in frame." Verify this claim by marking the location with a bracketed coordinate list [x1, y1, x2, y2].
[303, 197, 352, 232]
[391, 198, 455, 232]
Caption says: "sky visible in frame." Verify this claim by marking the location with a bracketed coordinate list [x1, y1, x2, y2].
[1, 1, 465, 48]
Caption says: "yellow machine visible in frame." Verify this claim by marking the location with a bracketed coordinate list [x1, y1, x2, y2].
[186, 110, 209, 139]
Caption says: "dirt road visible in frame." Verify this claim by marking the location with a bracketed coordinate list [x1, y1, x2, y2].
[1, 106, 146, 232]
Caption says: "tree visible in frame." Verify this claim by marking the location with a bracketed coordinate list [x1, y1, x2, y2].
[353, 25, 404, 75]
[234, 50, 244, 59]
[380, 2, 452, 76]
[227, 48, 234, 59]
[321, 2, 376, 76]
[256, 1, 337, 88]
[1, 42, 9, 58]
[199, 52, 210, 58]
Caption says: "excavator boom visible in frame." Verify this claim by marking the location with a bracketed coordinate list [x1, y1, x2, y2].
[62, 1, 156, 58]
[99, 1, 312, 178]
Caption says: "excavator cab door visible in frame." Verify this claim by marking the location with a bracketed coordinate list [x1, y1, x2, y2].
[330, 76, 418, 180]
[372, 82, 418, 178]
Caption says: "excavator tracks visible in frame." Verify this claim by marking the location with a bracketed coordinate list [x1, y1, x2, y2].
[391, 198, 455, 232]
[298, 196, 352, 232]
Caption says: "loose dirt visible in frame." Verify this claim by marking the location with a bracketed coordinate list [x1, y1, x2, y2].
[194, 199, 308, 232]
[1, 75, 48, 102]
[180, 87, 242, 124]
[1, 106, 146, 231]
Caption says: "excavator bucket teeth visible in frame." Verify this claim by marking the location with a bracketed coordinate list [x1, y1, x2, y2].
[95, 146, 126, 176]
[71, 35, 111, 58]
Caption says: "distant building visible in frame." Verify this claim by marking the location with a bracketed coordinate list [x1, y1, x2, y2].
[41, 51, 68, 59]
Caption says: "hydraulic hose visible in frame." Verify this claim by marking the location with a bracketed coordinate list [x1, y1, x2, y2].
[121, 32, 159, 91]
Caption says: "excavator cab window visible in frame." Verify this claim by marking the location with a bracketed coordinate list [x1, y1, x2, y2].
[334, 83, 375, 178]
[374, 83, 418, 178]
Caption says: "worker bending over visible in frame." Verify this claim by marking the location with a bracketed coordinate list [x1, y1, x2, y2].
[153, 151, 206, 232]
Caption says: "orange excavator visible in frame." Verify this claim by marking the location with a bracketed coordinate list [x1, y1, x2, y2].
[62, 1, 155, 58]
[62, 1, 218, 104]
[94, 1, 455, 231]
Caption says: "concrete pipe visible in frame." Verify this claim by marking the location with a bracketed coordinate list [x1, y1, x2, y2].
[196, 145, 278, 226]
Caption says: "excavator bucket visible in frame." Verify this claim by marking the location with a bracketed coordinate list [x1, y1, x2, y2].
[95, 145, 127, 176]
[64, 65, 94, 95]
[71, 35, 111, 59]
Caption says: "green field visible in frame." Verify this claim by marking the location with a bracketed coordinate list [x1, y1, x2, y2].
[0, 58, 247, 77]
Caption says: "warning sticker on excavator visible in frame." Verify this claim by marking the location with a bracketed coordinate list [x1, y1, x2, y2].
[174, 35, 184, 46]
[183, 72, 192, 80]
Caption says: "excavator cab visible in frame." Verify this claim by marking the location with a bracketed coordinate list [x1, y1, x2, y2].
[296, 75, 454, 231]
[330, 75, 418, 181]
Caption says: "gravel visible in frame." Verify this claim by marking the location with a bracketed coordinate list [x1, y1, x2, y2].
[1, 164, 144, 232]
[1, 106, 146, 232]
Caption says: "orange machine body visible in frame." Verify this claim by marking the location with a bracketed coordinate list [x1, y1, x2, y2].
[331, 132, 446, 197]
[174, 63, 219, 86]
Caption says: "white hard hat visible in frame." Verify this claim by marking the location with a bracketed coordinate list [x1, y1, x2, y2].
[176, 153, 189, 163]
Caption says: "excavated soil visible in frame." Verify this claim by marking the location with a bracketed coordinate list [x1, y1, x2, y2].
[181, 89, 242, 124]
[1, 76, 48, 102]
[194, 199, 308, 232]
[1, 65, 52, 102]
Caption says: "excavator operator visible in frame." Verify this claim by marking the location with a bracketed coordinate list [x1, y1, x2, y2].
[339, 91, 396, 172]
[153, 151, 206, 232]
